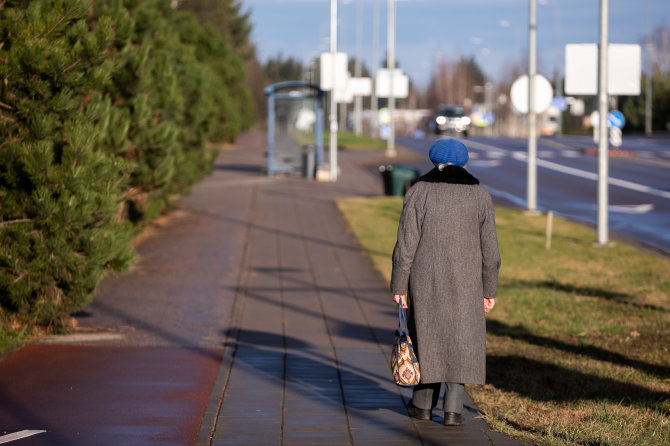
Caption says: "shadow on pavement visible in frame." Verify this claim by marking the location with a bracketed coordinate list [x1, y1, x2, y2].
[219, 329, 448, 444]
[212, 163, 264, 173]
[74, 300, 223, 360]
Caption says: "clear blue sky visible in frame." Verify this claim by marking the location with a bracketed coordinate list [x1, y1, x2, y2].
[241, 0, 670, 87]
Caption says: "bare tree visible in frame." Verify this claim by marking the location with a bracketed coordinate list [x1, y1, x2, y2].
[423, 56, 487, 110]
[645, 25, 670, 75]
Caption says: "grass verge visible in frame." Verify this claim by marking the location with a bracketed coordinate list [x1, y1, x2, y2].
[293, 131, 393, 151]
[0, 325, 27, 356]
[337, 196, 670, 446]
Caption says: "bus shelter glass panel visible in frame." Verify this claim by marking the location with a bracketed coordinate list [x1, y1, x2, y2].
[265, 82, 323, 178]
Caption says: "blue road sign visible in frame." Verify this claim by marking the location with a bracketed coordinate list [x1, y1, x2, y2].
[607, 110, 625, 129]
[551, 97, 568, 112]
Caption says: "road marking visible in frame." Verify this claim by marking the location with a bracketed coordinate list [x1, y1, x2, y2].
[486, 186, 654, 215]
[511, 151, 670, 199]
[38, 332, 124, 344]
[0, 430, 46, 444]
[560, 150, 581, 158]
[609, 204, 654, 214]
[469, 159, 502, 168]
[486, 186, 528, 208]
[463, 139, 507, 157]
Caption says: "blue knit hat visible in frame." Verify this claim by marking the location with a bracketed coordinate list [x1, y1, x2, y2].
[429, 139, 469, 167]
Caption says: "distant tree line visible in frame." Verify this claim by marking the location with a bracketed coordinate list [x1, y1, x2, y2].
[0, 0, 253, 333]
[620, 25, 670, 132]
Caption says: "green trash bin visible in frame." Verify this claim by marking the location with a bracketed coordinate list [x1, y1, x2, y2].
[384, 164, 420, 196]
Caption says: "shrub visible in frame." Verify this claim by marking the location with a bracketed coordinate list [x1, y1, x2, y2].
[0, 0, 254, 333]
[0, 0, 135, 330]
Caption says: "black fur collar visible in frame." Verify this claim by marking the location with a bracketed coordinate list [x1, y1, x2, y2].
[417, 166, 480, 185]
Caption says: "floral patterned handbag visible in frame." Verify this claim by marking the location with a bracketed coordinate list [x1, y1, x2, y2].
[390, 301, 421, 386]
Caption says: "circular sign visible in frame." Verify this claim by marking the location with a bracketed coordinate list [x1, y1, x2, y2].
[510, 75, 554, 114]
[607, 110, 625, 129]
[378, 107, 391, 125]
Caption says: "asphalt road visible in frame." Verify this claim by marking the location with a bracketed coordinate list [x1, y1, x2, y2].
[396, 133, 670, 256]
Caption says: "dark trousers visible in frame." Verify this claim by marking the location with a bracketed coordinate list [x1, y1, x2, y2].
[411, 382, 465, 414]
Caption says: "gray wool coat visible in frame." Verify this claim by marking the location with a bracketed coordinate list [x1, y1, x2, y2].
[390, 170, 501, 385]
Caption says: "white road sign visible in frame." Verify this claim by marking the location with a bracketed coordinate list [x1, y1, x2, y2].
[565, 44, 641, 96]
[375, 69, 408, 98]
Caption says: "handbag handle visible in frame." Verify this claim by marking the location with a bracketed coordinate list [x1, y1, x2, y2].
[397, 300, 408, 335]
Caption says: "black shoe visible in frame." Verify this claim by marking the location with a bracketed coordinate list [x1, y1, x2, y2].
[407, 402, 432, 420]
[443, 412, 464, 426]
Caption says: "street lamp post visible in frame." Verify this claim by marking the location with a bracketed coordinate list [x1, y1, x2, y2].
[385, 0, 397, 158]
[371, 0, 380, 138]
[329, 0, 338, 181]
[645, 0, 653, 136]
[527, 0, 538, 212]
[596, 0, 610, 245]
[354, 0, 363, 135]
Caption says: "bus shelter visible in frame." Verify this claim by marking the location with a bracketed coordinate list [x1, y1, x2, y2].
[265, 81, 324, 178]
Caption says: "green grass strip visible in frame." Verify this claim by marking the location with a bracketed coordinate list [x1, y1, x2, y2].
[337, 196, 670, 446]
[293, 131, 393, 151]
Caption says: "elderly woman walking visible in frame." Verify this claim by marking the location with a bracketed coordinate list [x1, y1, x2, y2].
[390, 138, 501, 426]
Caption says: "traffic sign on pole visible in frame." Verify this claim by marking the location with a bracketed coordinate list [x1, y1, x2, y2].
[510, 74, 554, 114]
[607, 110, 625, 128]
[609, 127, 622, 147]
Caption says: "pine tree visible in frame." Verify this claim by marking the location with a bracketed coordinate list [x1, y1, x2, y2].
[0, 0, 134, 330]
[0, 0, 255, 333]
[93, 0, 252, 218]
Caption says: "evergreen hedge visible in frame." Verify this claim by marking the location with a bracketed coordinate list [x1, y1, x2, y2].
[0, 0, 253, 332]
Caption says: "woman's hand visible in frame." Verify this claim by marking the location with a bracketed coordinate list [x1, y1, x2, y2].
[484, 298, 496, 314]
[393, 294, 408, 309]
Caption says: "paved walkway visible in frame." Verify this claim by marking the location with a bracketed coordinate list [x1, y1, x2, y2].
[0, 132, 527, 445]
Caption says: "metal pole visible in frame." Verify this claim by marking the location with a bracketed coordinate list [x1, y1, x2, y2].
[354, 0, 363, 135]
[554, 2, 563, 137]
[329, 0, 338, 181]
[316, 91, 324, 166]
[526, 0, 538, 212]
[645, 0, 653, 136]
[555, 68, 563, 136]
[597, 0, 609, 245]
[645, 47, 653, 135]
[385, 0, 397, 157]
[485, 81, 493, 136]
[371, 0, 379, 137]
[267, 93, 275, 176]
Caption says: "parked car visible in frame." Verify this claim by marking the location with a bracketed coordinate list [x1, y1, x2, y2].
[431, 105, 470, 137]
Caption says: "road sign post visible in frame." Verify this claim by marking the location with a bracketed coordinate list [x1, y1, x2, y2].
[527, 0, 538, 212]
[607, 110, 625, 148]
[329, 0, 338, 181]
[386, 0, 397, 158]
[597, 0, 610, 246]
[510, 70, 553, 214]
